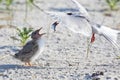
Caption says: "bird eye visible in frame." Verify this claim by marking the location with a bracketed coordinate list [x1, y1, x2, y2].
[67, 13, 72, 15]
[32, 32, 36, 35]
[34, 31, 38, 34]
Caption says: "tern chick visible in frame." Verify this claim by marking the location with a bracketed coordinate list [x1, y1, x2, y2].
[14, 27, 46, 66]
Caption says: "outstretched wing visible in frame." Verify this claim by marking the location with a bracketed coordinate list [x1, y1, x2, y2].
[48, 12, 92, 37]
[70, 0, 90, 18]
[21, 40, 38, 54]
[15, 40, 38, 61]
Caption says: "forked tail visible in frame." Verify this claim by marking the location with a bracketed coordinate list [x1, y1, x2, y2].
[100, 26, 120, 49]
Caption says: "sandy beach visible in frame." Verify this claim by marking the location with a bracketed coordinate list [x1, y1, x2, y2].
[0, 0, 120, 80]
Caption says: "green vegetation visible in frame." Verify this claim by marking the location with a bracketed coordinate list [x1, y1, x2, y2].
[106, 0, 120, 10]
[27, 0, 33, 5]
[6, 0, 13, 9]
[0, 0, 34, 21]
[24, 0, 34, 21]
[16, 27, 33, 46]
[0, 0, 2, 3]
[0, 0, 13, 9]
[0, 0, 39, 46]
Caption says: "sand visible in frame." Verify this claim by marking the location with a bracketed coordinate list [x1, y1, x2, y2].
[0, 0, 120, 80]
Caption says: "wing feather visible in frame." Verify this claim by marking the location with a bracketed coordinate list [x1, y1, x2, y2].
[15, 40, 39, 61]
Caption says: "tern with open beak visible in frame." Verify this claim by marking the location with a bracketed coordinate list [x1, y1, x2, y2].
[14, 27, 46, 66]
[32, 0, 120, 49]
[49, 0, 120, 56]
[34, 0, 120, 57]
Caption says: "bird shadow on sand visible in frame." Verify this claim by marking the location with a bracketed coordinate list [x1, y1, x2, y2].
[49, 7, 109, 13]
[49, 7, 79, 12]
[0, 64, 42, 70]
[87, 8, 109, 13]
[0, 46, 20, 52]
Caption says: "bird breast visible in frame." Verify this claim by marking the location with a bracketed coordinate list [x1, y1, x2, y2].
[91, 23, 102, 35]
[30, 38, 45, 62]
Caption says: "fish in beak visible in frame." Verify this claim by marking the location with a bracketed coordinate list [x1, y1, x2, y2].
[51, 21, 59, 32]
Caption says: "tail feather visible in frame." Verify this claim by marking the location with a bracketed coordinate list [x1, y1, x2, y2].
[101, 28, 120, 49]
[102, 32, 119, 48]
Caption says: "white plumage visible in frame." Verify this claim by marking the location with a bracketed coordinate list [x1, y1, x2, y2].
[70, 0, 90, 18]
[48, 0, 120, 49]
[48, 12, 92, 37]
[92, 24, 120, 48]
[31, 38, 45, 62]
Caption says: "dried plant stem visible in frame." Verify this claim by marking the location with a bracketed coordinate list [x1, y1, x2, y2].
[24, 0, 28, 22]
[0, 54, 10, 60]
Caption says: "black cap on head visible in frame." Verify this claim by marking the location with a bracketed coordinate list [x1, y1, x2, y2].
[67, 13, 72, 15]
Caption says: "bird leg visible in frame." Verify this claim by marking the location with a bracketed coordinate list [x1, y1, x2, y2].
[25, 62, 32, 66]
[25, 62, 27, 66]
[86, 37, 91, 58]
[91, 33, 95, 43]
[86, 33, 95, 58]
[28, 62, 32, 66]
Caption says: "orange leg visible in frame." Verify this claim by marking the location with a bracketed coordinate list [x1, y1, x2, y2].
[28, 62, 32, 66]
[91, 33, 95, 43]
[25, 62, 28, 66]
[25, 62, 32, 66]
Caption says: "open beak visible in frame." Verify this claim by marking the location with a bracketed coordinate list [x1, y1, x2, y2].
[51, 21, 59, 32]
[38, 27, 43, 34]
[40, 33, 46, 36]
[38, 27, 46, 36]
